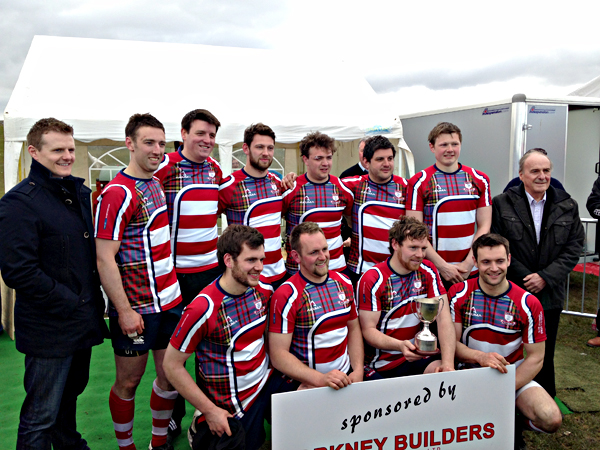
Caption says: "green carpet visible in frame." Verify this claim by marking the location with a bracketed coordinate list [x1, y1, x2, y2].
[554, 397, 572, 416]
[0, 330, 195, 449]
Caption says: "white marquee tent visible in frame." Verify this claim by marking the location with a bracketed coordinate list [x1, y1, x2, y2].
[569, 74, 600, 98]
[3, 35, 413, 191]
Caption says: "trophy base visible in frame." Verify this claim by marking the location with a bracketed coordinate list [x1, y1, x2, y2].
[414, 348, 441, 357]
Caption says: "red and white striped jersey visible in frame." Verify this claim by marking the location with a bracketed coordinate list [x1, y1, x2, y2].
[95, 171, 182, 314]
[407, 164, 491, 268]
[449, 278, 546, 367]
[219, 169, 285, 285]
[342, 174, 407, 274]
[269, 271, 357, 374]
[170, 279, 273, 419]
[281, 174, 353, 274]
[357, 258, 445, 371]
[155, 150, 222, 274]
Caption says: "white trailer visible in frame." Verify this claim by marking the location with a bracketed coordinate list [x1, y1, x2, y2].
[399, 94, 600, 250]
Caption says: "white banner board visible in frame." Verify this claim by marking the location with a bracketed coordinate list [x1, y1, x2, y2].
[272, 366, 515, 450]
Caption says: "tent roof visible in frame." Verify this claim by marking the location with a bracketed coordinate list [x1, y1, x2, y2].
[4, 35, 403, 145]
[569, 74, 600, 97]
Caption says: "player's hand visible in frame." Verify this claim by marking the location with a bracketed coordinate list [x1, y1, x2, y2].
[455, 260, 473, 280]
[439, 263, 463, 285]
[320, 370, 352, 390]
[118, 308, 144, 335]
[434, 363, 455, 373]
[343, 237, 351, 248]
[476, 352, 509, 373]
[281, 172, 297, 191]
[204, 405, 234, 437]
[348, 369, 363, 383]
[523, 273, 546, 293]
[399, 340, 422, 362]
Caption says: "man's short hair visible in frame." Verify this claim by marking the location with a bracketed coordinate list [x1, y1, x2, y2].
[363, 136, 396, 163]
[217, 225, 265, 266]
[125, 113, 165, 140]
[427, 122, 462, 145]
[388, 216, 428, 253]
[299, 131, 336, 158]
[181, 109, 221, 133]
[472, 233, 510, 261]
[518, 148, 553, 173]
[243, 123, 276, 147]
[27, 118, 73, 149]
[290, 221, 325, 254]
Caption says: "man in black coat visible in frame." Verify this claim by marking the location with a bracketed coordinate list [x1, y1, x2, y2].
[491, 148, 584, 398]
[0, 118, 107, 449]
[586, 174, 600, 347]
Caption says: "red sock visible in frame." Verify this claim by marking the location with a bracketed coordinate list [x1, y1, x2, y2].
[150, 379, 178, 448]
[109, 387, 136, 450]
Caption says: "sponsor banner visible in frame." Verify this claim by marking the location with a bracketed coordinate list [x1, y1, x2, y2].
[272, 366, 515, 450]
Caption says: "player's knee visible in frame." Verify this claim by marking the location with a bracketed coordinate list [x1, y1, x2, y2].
[424, 360, 439, 374]
[537, 403, 562, 433]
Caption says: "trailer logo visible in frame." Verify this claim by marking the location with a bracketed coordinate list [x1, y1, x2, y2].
[530, 106, 556, 115]
[482, 106, 509, 115]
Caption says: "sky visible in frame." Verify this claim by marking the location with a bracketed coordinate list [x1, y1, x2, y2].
[1, 0, 599, 116]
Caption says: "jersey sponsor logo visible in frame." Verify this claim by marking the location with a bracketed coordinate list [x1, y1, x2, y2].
[307, 301, 322, 312]
[501, 312, 516, 326]
[177, 170, 189, 179]
[433, 184, 446, 193]
[224, 315, 238, 329]
[538, 312, 544, 335]
[244, 188, 256, 198]
[466, 306, 482, 318]
[300, 195, 314, 204]
[365, 186, 375, 196]
[142, 197, 153, 207]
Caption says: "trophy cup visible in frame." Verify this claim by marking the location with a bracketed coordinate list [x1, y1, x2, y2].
[412, 297, 444, 355]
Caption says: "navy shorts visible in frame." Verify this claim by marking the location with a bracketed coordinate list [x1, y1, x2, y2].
[110, 303, 184, 357]
[364, 354, 441, 380]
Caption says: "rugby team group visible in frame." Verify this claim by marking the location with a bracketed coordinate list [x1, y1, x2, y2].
[0, 108, 586, 450]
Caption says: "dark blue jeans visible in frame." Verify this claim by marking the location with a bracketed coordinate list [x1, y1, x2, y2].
[17, 348, 92, 450]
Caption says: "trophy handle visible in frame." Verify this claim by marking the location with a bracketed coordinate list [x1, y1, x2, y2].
[438, 296, 444, 313]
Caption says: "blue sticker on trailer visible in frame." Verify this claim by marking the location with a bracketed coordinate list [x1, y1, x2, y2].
[482, 106, 509, 115]
[529, 106, 556, 114]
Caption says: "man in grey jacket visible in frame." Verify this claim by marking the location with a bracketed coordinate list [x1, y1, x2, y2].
[491, 148, 584, 398]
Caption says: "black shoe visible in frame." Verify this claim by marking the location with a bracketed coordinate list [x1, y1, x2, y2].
[148, 443, 174, 450]
[166, 418, 182, 446]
